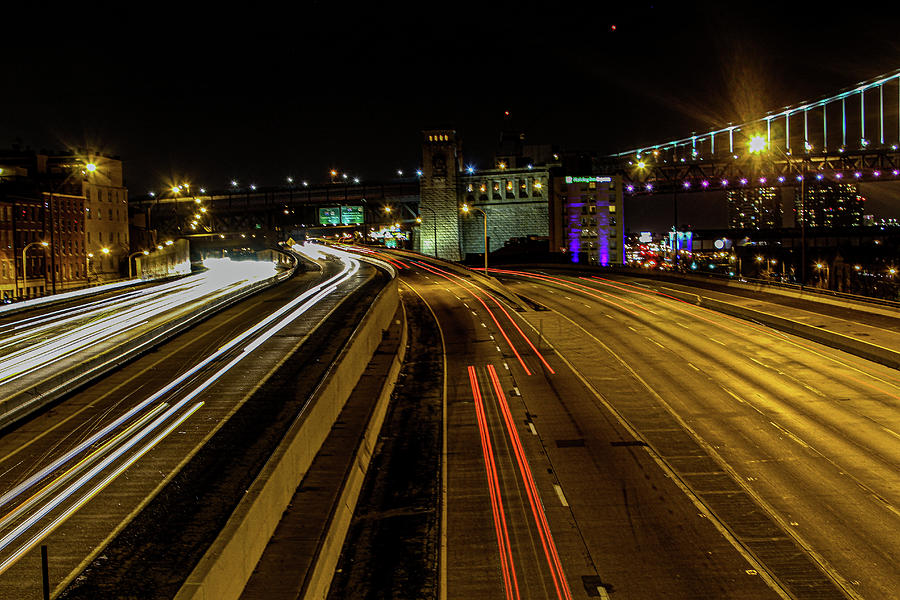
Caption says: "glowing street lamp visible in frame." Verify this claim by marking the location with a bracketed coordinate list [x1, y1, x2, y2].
[751, 135, 807, 289]
[22, 241, 49, 297]
[748, 135, 767, 154]
[462, 203, 488, 273]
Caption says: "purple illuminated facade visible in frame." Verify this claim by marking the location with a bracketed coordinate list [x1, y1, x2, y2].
[551, 175, 624, 266]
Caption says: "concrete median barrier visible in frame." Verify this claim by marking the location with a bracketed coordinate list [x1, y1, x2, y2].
[175, 275, 402, 600]
[660, 287, 900, 371]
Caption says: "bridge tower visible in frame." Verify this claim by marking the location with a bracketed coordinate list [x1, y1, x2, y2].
[420, 130, 462, 260]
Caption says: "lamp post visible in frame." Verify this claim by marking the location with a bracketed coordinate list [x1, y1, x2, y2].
[418, 204, 438, 257]
[749, 135, 806, 290]
[462, 204, 488, 274]
[97, 246, 110, 278]
[22, 241, 49, 298]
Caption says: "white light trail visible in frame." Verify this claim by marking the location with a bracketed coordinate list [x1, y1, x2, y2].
[0, 246, 362, 574]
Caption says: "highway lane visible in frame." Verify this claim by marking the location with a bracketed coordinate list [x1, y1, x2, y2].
[0, 260, 289, 427]
[397, 257, 784, 600]
[493, 269, 899, 600]
[0, 246, 375, 598]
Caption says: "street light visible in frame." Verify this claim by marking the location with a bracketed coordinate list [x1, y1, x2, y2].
[98, 246, 110, 277]
[22, 241, 49, 298]
[749, 135, 806, 290]
[461, 203, 488, 273]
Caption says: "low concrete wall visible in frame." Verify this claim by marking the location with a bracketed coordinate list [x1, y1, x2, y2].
[661, 287, 900, 371]
[302, 302, 407, 599]
[607, 266, 900, 319]
[175, 274, 401, 600]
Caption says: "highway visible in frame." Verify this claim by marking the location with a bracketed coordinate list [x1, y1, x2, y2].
[0, 245, 382, 598]
[2, 242, 896, 600]
[0, 259, 289, 428]
[385, 255, 786, 600]
[489, 268, 899, 600]
[336, 250, 895, 600]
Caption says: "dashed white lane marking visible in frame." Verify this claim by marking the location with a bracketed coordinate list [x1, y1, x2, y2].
[803, 384, 826, 397]
[503, 362, 510, 370]
[512, 387, 521, 397]
[687, 362, 701, 371]
[528, 422, 538, 436]
[883, 427, 900, 441]
[553, 484, 569, 507]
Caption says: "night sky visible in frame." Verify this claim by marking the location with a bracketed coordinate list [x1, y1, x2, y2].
[4, 2, 899, 229]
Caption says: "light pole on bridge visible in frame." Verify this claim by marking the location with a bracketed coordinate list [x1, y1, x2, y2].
[749, 135, 806, 291]
[462, 203, 488, 274]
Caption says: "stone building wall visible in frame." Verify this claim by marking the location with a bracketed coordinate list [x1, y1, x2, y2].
[419, 130, 462, 261]
[459, 200, 549, 256]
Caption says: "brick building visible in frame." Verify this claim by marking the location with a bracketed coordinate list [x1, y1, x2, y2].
[0, 148, 129, 299]
[81, 155, 130, 278]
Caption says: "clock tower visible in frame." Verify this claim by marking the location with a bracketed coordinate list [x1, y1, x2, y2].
[420, 130, 462, 260]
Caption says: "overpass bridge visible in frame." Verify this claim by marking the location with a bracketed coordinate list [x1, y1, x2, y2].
[131, 178, 421, 236]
